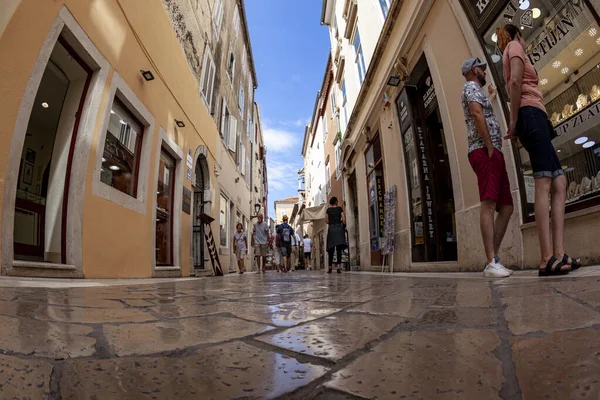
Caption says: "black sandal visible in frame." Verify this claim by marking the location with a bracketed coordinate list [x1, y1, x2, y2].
[539, 256, 570, 276]
[562, 254, 581, 271]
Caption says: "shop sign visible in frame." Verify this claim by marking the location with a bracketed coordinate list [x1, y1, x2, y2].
[422, 76, 437, 111]
[417, 127, 435, 240]
[554, 100, 600, 139]
[376, 176, 385, 238]
[526, 1, 586, 68]
[186, 149, 193, 169]
[182, 187, 191, 214]
[397, 88, 413, 134]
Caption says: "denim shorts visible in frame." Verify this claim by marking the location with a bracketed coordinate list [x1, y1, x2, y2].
[516, 106, 564, 179]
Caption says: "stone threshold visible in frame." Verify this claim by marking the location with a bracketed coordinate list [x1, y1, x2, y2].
[12, 260, 76, 270]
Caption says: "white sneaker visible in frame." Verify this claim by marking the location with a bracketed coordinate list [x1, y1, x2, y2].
[483, 262, 511, 278]
[494, 257, 513, 275]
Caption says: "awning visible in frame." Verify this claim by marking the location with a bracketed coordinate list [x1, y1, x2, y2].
[299, 203, 326, 223]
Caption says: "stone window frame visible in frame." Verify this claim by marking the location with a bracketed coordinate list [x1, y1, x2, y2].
[92, 72, 155, 214]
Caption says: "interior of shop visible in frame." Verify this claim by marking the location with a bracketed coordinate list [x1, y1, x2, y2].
[483, 0, 600, 215]
[14, 38, 89, 263]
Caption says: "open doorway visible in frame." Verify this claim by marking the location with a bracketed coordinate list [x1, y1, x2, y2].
[396, 54, 457, 263]
[13, 37, 91, 264]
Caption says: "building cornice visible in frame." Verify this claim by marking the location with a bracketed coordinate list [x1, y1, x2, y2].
[238, 0, 259, 88]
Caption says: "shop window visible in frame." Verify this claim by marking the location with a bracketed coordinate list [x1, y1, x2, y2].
[156, 149, 175, 266]
[100, 98, 143, 198]
[480, 0, 600, 218]
[220, 194, 229, 247]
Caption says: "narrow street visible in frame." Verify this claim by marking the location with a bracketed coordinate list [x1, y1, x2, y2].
[0, 268, 598, 399]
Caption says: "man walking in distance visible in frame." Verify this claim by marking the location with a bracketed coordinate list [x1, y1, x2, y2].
[277, 215, 295, 273]
[290, 231, 301, 271]
[461, 57, 514, 278]
[252, 214, 270, 273]
[303, 235, 312, 270]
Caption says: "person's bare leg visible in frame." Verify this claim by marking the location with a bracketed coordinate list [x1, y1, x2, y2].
[551, 175, 567, 260]
[480, 200, 496, 264]
[534, 177, 554, 270]
[493, 205, 514, 256]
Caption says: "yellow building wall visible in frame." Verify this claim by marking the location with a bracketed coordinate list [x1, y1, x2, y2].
[0, 0, 219, 278]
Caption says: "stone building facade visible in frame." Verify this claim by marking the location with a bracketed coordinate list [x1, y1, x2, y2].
[0, 0, 265, 278]
[314, 0, 600, 272]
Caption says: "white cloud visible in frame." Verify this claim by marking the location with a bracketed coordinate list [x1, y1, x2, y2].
[267, 156, 302, 192]
[263, 127, 300, 154]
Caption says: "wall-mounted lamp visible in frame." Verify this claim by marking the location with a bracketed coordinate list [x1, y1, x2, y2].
[387, 75, 401, 87]
[235, 177, 240, 183]
[175, 119, 185, 128]
[140, 70, 155, 81]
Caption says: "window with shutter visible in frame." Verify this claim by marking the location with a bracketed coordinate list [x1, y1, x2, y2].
[213, 0, 224, 38]
[228, 117, 237, 151]
[241, 145, 246, 175]
[239, 85, 245, 115]
[201, 50, 216, 111]
[220, 97, 228, 138]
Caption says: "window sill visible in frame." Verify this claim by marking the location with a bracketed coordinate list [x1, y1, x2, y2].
[521, 203, 600, 230]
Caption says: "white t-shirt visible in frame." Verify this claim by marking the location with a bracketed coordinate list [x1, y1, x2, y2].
[302, 238, 312, 252]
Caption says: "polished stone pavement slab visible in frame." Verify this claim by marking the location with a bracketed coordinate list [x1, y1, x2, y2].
[0, 268, 598, 399]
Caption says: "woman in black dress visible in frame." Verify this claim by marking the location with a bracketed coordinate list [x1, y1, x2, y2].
[326, 197, 346, 274]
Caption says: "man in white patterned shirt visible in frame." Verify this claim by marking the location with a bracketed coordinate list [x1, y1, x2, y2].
[461, 57, 514, 278]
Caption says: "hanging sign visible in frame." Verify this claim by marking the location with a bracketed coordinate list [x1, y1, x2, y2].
[182, 187, 191, 214]
[376, 176, 385, 238]
[186, 149, 193, 169]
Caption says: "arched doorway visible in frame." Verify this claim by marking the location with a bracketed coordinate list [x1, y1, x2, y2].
[192, 150, 210, 272]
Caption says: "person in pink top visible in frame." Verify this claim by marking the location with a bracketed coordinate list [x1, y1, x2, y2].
[497, 24, 581, 276]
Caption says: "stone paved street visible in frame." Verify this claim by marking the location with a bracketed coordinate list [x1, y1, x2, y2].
[0, 268, 600, 399]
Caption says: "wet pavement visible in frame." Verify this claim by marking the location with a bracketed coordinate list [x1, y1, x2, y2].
[0, 268, 599, 399]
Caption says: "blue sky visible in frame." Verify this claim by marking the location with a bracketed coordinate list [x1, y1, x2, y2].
[245, 0, 330, 220]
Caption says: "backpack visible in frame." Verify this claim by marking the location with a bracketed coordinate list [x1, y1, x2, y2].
[281, 224, 291, 243]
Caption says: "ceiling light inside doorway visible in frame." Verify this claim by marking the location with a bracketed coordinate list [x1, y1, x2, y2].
[540, 78, 548, 85]
[41, 102, 49, 108]
[583, 141, 596, 148]
[109, 165, 120, 171]
[491, 33, 497, 43]
[590, 28, 598, 36]
[575, 136, 588, 145]
[553, 61, 561, 68]
[561, 67, 569, 74]
[102, 157, 106, 162]
[532, 8, 541, 18]
[519, 0, 530, 10]
[557, 149, 562, 153]
[576, 48, 584, 56]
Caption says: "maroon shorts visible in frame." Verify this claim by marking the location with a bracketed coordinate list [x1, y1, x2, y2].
[468, 148, 513, 208]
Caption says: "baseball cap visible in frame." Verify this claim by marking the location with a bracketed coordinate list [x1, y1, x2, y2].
[461, 58, 487, 76]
